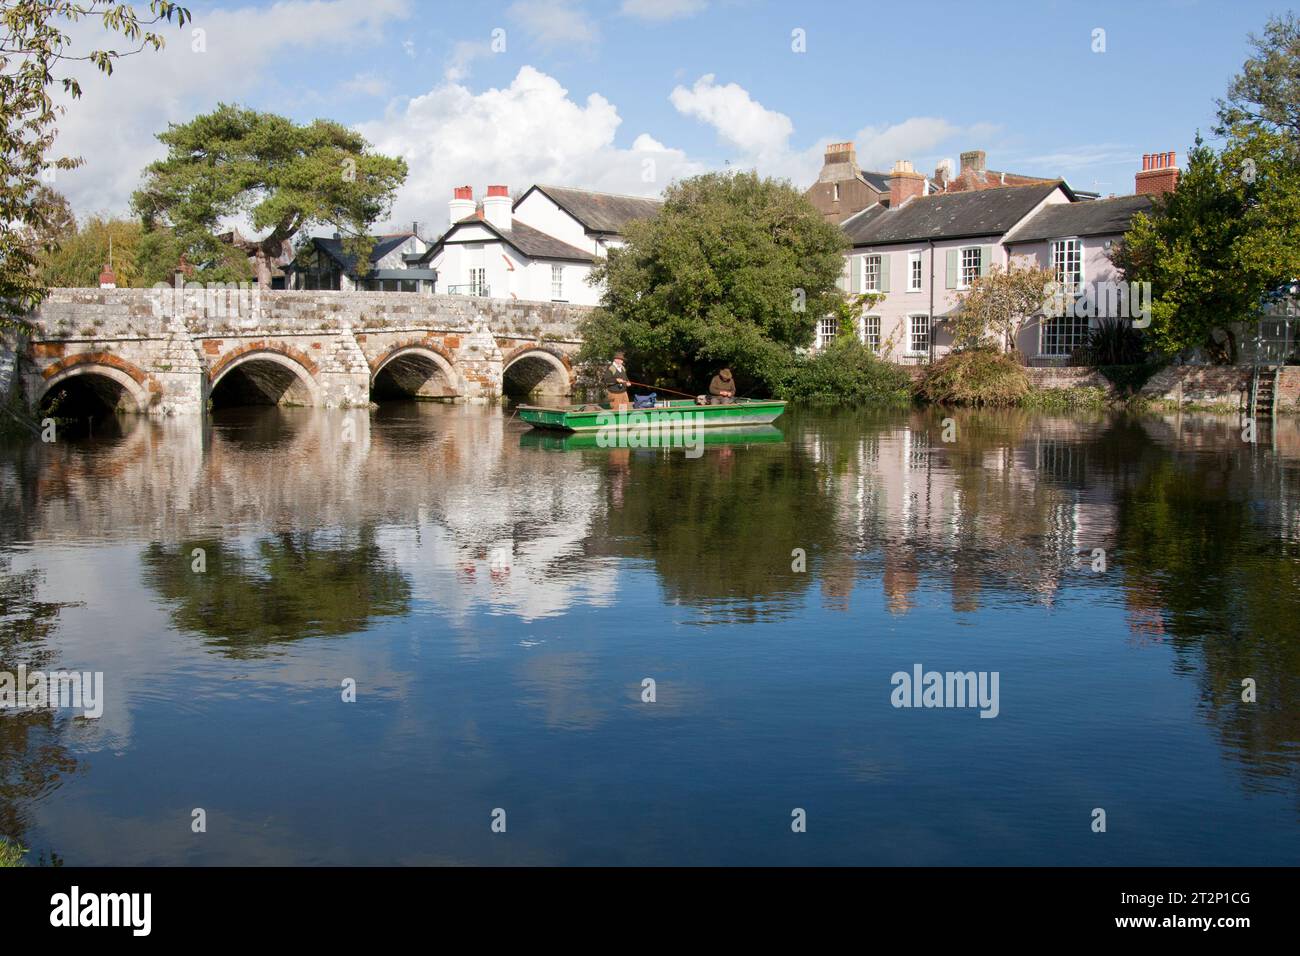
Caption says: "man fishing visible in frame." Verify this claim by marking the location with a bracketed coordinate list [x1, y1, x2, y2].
[709, 367, 737, 405]
[604, 351, 631, 410]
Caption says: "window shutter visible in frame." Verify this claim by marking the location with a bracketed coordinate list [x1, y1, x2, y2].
[980, 245, 994, 277]
[945, 249, 958, 289]
[838, 257, 850, 292]
[849, 255, 862, 293]
[879, 254, 891, 293]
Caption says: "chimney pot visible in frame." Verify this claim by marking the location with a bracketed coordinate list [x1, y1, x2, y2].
[889, 159, 926, 207]
[1135, 149, 1180, 196]
[482, 185, 512, 230]
[454, 186, 473, 200]
[960, 149, 987, 174]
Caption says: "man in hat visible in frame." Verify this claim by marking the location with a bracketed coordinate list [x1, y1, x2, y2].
[709, 367, 736, 405]
[604, 351, 631, 410]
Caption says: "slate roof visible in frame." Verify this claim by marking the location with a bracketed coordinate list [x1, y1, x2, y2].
[842, 182, 1065, 246]
[521, 184, 662, 235]
[312, 234, 414, 274]
[420, 218, 595, 263]
[506, 221, 597, 261]
[1003, 194, 1155, 244]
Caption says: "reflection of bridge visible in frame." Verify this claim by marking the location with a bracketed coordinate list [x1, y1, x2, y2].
[11, 289, 594, 415]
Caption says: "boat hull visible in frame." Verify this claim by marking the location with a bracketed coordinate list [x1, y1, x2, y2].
[516, 398, 787, 432]
[520, 423, 785, 451]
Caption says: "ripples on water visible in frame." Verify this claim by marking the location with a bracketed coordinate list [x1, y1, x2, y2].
[0, 403, 1297, 864]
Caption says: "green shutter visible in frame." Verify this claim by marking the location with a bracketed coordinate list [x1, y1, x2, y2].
[945, 249, 958, 289]
[980, 245, 994, 277]
[838, 257, 849, 291]
[849, 255, 862, 293]
[879, 253, 891, 293]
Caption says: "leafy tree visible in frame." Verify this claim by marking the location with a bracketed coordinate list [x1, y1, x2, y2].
[131, 104, 408, 288]
[1, 1, 190, 328]
[578, 171, 848, 391]
[1114, 133, 1300, 362]
[950, 262, 1054, 354]
[1217, 12, 1300, 147]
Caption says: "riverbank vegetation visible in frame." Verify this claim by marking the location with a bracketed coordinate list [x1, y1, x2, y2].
[916, 350, 1029, 407]
[775, 337, 912, 405]
[0, 839, 25, 867]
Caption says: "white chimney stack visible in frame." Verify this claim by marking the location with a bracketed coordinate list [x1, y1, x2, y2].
[449, 185, 474, 225]
[483, 185, 512, 231]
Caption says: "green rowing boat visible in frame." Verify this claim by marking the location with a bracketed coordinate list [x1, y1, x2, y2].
[520, 423, 785, 451]
[516, 398, 787, 432]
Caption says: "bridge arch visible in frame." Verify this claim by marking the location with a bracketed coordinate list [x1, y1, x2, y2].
[37, 355, 151, 415]
[370, 343, 459, 401]
[502, 346, 572, 401]
[209, 346, 321, 409]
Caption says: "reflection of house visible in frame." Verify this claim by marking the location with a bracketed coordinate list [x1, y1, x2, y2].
[285, 230, 435, 292]
[825, 153, 1164, 364]
[410, 184, 661, 305]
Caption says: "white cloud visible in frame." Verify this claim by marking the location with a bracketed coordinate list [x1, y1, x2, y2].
[357, 66, 703, 232]
[507, 0, 600, 50]
[49, 0, 411, 217]
[669, 73, 794, 159]
[621, 0, 708, 20]
[849, 118, 964, 173]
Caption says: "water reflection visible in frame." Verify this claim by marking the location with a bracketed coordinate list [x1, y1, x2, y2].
[0, 402, 1297, 864]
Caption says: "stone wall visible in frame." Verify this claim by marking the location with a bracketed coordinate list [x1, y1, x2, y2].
[1025, 367, 1114, 391]
[19, 288, 593, 415]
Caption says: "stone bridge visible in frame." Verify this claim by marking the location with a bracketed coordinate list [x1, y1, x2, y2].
[6, 288, 594, 416]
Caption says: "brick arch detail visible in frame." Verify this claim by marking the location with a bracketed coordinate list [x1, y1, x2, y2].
[367, 337, 458, 376]
[40, 350, 149, 385]
[207, 341, 320, 384]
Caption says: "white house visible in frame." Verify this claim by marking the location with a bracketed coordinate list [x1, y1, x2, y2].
[412, 184, 662, 305]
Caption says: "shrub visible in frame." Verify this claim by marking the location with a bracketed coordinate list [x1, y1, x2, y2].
[777, 337, 913, 405]
[1075, 317, 1148, 366]
[917, 348, 1029, 406]
[0, 839, 25, 867]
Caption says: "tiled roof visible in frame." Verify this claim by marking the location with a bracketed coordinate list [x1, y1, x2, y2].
[522, 185, 662, 234]
[1003, 194, 1156, 244]
[843, 182, 1063, 246]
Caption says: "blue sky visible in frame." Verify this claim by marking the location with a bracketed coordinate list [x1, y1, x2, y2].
[53, 0, 1290, 232]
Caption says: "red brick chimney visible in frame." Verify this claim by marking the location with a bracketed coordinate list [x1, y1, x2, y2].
[888, 160, 926, 207]
[1135, 151, 1179, 196]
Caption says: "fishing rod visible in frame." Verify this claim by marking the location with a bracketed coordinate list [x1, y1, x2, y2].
[625, 379, 699, 400]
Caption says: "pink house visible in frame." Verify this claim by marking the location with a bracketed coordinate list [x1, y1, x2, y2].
[831, 156, 1162, 364]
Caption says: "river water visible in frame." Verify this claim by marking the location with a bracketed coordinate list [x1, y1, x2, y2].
[1, 403, 1297, 865]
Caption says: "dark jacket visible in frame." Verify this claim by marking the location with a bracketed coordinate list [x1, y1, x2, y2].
[603, 361, 628, 393]
[709, 371, 735, 396]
